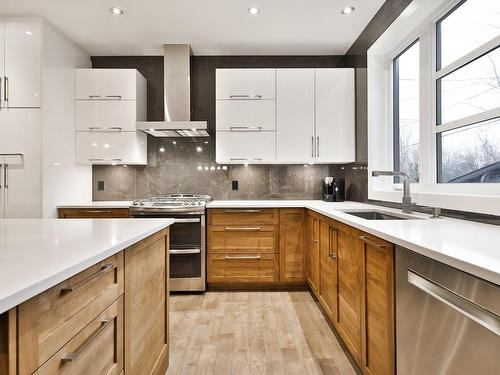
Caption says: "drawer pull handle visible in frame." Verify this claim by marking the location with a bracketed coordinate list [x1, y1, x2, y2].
[225, 255, 261, 260]
[61, 319, 112, 362]
[229, 94, 262, 99]
[229, 126, 263, 131]
[359, 235, 387, 250]
[170, 248, 201, 254]
[88, 127, 122, 132]
[224, 209, 262, 213]
[224, 227, 262, 231]
[81, 210, 113, 214]
[61, 264, 116, 293]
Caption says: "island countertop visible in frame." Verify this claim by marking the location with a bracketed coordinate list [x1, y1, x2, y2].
[0, 218, 174, 314]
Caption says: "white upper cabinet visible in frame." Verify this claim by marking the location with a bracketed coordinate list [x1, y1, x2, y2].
[216, 131, 275, 164]
[216, 100, 275, 131]
[76, 131, 147, 165]
[75, 68, 147, 165]
[276, 69, 315, 163]
[76, 69, 145, 100]
[315, 69, 355, 163]
[76, 100, 145, 131]
[216, 69, 275, 100]
[1, 22, 41, 108]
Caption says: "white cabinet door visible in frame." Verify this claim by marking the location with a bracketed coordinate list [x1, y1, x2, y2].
[315, 69, 355, 163]
[276, 69, 315, 163]
[76, 131, 147, 165]
[216, 131, 275, 164]
[0, 109, 42, 157]
[216, 100, 275, 131]
[216, 69, 275, 100]
[3, 155, 42, 218]
[0, 24, 5, 109]
[76, 100, 138, 131]
[4, 22, 41, 108]
[76, 69, 139, 100]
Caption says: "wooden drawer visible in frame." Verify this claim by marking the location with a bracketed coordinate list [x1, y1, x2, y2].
[36, 297, 123, 375]
[208, 208, 278, 225]
[18, 253, 124, 374]
[208, 225, 277, 254]
[58, 208, 130, 218]
[208, 254, 278, 283]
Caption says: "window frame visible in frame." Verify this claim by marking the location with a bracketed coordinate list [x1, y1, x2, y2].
[367, 0, 500, 216]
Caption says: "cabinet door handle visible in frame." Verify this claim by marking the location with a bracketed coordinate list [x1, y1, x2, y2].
[4, 165, 7, 189]
[359, 235, 387, 250]
[61, 264, 116, 293]
[105, 95, 122, 99]
[224, 209, 261, 213]
[61, 319, 112, 362]
[225, 255, 261, 260]
[88, 127, 122, 131]
[88, 95, 102, 98]
[229, 94, 262, 99]
[0, 77, 3, 109]
[311, 137, 315, 158]
[316, 136, 320, 158]
[88, 158, 123, 162]
[224, 227, 262, 231]
[4, 77, 9, 108]
[229, 126, 262, 131]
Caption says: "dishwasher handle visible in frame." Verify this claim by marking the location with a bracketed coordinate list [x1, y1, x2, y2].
[408, 269, 500, 337]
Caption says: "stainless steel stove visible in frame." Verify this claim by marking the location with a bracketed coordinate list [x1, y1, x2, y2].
[129, 194, 211, 292]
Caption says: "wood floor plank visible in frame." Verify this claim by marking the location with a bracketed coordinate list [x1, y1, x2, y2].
[166, 291, 355, 375]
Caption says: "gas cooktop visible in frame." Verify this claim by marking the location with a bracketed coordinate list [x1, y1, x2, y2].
[130, 194, 212, 214]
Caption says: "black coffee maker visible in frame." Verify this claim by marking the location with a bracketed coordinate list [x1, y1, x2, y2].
[322, 177, 345, 202]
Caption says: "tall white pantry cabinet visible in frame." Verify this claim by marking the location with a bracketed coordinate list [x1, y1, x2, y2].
[0, 18, 92, 218]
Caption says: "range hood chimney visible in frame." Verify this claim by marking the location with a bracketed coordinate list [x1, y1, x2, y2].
[136, 44, 209, 137]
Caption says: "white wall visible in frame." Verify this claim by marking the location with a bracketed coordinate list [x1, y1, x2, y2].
[41, 21, 91, 218]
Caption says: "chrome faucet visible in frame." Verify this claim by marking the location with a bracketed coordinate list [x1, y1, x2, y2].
[372, 171, 413, 213]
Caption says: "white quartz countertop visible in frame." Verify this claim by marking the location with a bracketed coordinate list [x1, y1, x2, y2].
[0, 218, 174, 314]
[57, 201, 132, 209]
[207, 200, 500, 285]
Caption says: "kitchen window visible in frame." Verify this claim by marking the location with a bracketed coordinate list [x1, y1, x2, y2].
[435, 0, 500, 183]
[393, 40, 420, 183]
[368, 0, 500, 215]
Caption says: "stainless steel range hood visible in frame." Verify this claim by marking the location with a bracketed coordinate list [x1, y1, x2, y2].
[136, 44, 209, 137]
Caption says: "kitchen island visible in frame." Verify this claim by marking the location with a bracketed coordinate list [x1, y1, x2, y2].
[0, 218, 174, 375]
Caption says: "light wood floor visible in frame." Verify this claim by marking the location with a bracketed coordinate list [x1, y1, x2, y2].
[166, 291, 356, 375]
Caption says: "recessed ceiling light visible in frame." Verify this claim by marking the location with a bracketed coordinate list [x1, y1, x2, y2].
[25, 30, 32, 36]
[341, 6, 355, 15]
[110, 7, 124, 15]
[248, 7, 260, 15]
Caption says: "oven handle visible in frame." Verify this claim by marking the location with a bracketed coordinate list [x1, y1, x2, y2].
[174, 218, 201, 223]
[170, 248, 201, 255]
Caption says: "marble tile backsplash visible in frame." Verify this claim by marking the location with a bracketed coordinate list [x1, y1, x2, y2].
[92, 137, 368, 201]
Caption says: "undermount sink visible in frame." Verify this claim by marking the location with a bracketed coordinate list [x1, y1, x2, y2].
[341, 210, 421, 220]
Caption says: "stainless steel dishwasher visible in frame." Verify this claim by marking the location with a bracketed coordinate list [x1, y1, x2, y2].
[396, 246, 500, 375]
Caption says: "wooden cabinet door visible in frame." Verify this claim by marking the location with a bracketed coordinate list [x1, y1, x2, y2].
[335, 224, 362, 364]
[125, 229, 169, 375]
[318, 219, 338, 322]
[306, 212, 320, 296]
[359, 234, 395, 375]
[279, 209, 306, 283]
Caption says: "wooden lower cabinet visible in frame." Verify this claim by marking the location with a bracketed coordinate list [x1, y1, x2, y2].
[58, 208, 130, 218]
[125, 229, 170, 375]
[334, 222, 362, 364]
[306, 212, 320, 296]
[2, 228, 170, 375]
[359, 234, 395, 375]
[279, 209, 306, 283]
[318, 218, 338, 322]
[208, 254, 279, 283]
